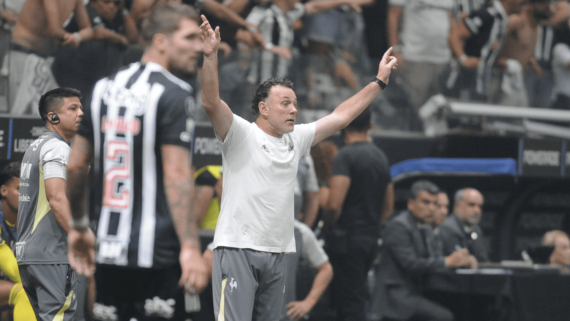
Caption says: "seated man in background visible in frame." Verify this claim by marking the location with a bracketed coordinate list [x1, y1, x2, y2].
[377, 180, 473, 321]
[439, 188, 489, 263]
[542, 230, 570, 273]
[432, 191, 450, 256]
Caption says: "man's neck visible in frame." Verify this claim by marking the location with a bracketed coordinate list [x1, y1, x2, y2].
[141, 50, 168, 71]
[273, 0, 291, 13]
[255, 118, 284, 138]
[45, 124, 72, 144]
[343, 132, 369, 145]
[0, 201, 16, 226]
[525, 9, 539, 28]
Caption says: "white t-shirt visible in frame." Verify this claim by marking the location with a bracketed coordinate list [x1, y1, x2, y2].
[213, 115, 316, 253]
[390, 0, 454, 63]
[552, 43, 570, 97]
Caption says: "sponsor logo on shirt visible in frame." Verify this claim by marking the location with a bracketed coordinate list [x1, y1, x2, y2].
[93, 303, 118, 321]
[101, 116, 141, 135]
[15, 241, 24, 261]
[144, 296, 176, 318]
[288, 143, 294, 152]
[18, 195, 30, 202]
[261, 145, 270, 153]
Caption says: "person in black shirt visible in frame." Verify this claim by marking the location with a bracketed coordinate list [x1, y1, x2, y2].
[323, 107, 393, 321]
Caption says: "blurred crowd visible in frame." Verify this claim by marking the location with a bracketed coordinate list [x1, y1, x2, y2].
[0, 0, 569, 132]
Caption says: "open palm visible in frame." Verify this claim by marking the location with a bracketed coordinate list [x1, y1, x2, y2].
[200, 15, 220, 57]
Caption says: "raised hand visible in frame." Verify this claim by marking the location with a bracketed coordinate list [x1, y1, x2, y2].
[377, 47, 399, 85]
[200, 15, 221, 58]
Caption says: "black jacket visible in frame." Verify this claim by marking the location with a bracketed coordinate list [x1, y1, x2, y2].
[376, 211, 446, 320]
[439, 214, 489, 262]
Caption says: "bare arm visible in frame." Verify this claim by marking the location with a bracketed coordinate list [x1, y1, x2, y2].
[322, 175, 350, 226]
[380, 183, 394, 223]
[74, 0, 94, 41]
[45, 178, 72, 233]
[286, 262, 333, 320]
[547, 1, 570, 27]
[162, 145, 199, 249]
[200, 16, 235, 141]
[193, 185, 215, 224]
[123, 12, 139, 44]
[67, 135, 94, 221]
[305, 0, 371, 15]
[301, 191, 319, 228]
[93, 27, 129, 47]
[448, 20, 472, 59]
[43, 0, 66, 39]
[226, 0, 251, 14]
[387, 6, 403, 49]
[162, 145, 208, 292]
[203, 0, 250, 29]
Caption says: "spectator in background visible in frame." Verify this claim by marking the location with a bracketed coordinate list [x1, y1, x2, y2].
[434, 191, 450, 228]
[193, 165, 223, 231]
[236, 0, 370, 89]
[323, 108, 393, 321]
[524, 0, 569, 108]
[53, 0, 135, 100]
[550, 18, 570, 109]
[0, 162, 20, 250]
[309, 140, 338, 229]
[454, 0, 487, 19]
[376, 180, 473, 321]
[542, 230, 570, 273]
[295, 155, 320, 224]
[9, 0, 93, 116]
[489, 0, 553, 107]
[432, 191, 450, 257]
[282, 220, 333, 321]
[440, 188, 489, 263]
[448, 0, 524, 101]
[388, 0, 454, 130]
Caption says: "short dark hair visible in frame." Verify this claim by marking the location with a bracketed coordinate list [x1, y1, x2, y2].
[345, 108, 371, 132]
[0, 162, 20, 199]
[409, 180, 440, 200]
[38, 87, 82, 121]
[141, 3, 200, 44]
[251, 78, 294, 117]
[553, 20, 570, 48]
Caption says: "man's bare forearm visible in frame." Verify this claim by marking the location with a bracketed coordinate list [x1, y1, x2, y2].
[201, 54, 221, 111]
[67, 135, 93, 221]
[305, 262, 333, 306]
[49, 195, 72, 233]
[163, 146, 200, 248]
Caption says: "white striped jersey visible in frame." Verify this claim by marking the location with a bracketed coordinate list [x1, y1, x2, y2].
[77, 62, 195, 268]
[246, 2, 305, 84]
[463, 1, 508, 95]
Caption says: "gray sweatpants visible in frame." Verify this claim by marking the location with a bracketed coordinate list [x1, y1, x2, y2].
[19, 264, 77, 321]
[213, 247, 287, 321]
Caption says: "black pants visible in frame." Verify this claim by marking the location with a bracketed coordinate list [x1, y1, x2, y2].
[328, 234, 378, 321]
[382, 295, 454, 321]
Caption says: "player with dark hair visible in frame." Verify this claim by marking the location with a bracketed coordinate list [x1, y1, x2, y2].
[66, 3, 209, 321]
[17, 87, 83, 321]
[199, 15, 397, 320]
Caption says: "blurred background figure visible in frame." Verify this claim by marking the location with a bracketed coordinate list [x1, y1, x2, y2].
[542, 230, 570, 273]
[550, 18, 570, 109]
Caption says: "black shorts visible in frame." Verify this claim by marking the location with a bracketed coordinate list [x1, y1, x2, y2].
[94, 264, 189, 321]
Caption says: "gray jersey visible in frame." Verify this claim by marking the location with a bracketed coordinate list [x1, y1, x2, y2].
[17, 130, 70, 265]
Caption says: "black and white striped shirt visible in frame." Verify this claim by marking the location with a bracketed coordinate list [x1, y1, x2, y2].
[463, 0, 508, 95]
[246, 2, 305, 84]
[77, 62, 195, 268]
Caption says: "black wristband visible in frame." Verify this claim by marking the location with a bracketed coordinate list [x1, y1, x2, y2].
[371, 77, 387, 90]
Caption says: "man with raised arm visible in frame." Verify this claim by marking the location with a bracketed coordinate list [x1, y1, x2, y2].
[199, 15, 397, 321]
